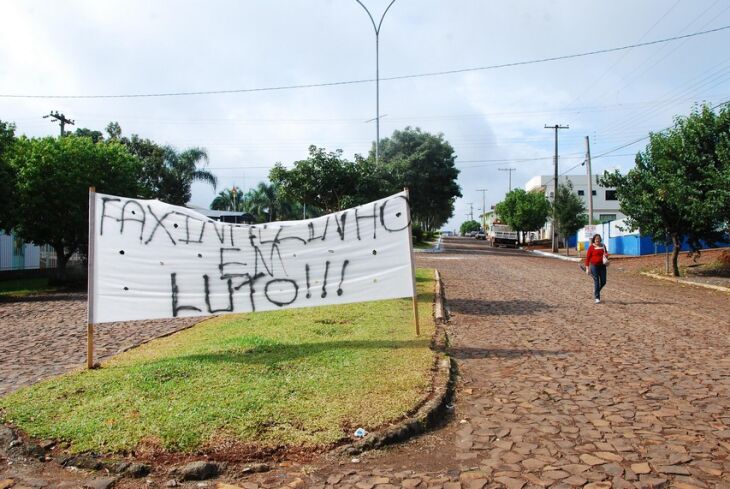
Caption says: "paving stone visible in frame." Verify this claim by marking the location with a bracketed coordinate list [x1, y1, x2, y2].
[561, 464, 590, 475]
[630, 463, 651, 474]
[600, 463, 623, 477]
[637, 477, 669, 489]
[401, 479, 423, 489]
[540, 470, 568, 480]
[83, 478, 116, 489]
[327, 474, 344, 485]
[520, 459, 546, 471]
[501, 453, 524, 465]
[611, 477, 634, 489]
[594, 452, 623, 462]
[584, 483, 611, 489]
[493, 477, 524, 489]
[562, 476, 586, 486]
[579, 454, 605, 466]
[656, 465, 691, 475]
[462, 480, 487, 489]
[459, 472, 488, 483]
[672, 476, 708, 489]
[520, 474, 549, 488]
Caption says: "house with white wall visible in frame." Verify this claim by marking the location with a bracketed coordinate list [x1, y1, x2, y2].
[524, 174, 625, 240]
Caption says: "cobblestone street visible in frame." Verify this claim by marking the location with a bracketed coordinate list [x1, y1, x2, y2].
[0, 293, 203, 396]
[1, 237, 729, 488]
[414, 238, 730, 488]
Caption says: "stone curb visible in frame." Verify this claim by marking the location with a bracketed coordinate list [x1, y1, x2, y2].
[338, 269, 455, 455]
[434, 269, 447, 323]
[528, 249, 581, 262]
[339, 354, 454, 456]
[640, 271, 730, 293]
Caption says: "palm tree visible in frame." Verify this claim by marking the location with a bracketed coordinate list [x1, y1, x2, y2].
[158, 146, 217, 205]
[247, 182, 278, 222]
[211, 186, 249, 212]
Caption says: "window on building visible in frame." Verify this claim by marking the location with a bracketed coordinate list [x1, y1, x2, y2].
[577, 190, 585, 196]
[592, 190, 597, 196]
[599, 214, 616, 223]
[605, 190, 617, 200]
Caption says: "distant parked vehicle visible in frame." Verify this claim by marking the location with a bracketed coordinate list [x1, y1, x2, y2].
[475, 230, 486, 240]
[469, 230, 478, 237]
[488, 223, 518, 248]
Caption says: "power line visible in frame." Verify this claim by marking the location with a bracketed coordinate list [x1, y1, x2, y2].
[592, 98, 730, 159]
[2, 25, 729, 99]
[566, 0, 683, 108]
[9, 93, 728, 124]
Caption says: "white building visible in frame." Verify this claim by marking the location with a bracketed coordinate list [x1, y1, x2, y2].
[524, 174, 625, 240]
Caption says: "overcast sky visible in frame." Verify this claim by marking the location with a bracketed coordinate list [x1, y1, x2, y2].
[2, 0, 729, 230]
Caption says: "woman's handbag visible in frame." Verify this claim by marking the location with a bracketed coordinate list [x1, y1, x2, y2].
[602, 253, 610, 266]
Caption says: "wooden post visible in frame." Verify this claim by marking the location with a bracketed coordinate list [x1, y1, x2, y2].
[403, 188, 420, 336]
[87, 186, 96, 369]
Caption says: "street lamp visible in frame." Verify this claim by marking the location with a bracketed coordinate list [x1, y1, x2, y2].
[354, 0, 397, 165]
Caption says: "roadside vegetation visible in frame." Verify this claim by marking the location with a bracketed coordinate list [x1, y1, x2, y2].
[0, 277, 58, 297]
[0, 270, 436, 454]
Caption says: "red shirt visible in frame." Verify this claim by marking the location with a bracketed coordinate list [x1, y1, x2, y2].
[585, 243, 608, 266]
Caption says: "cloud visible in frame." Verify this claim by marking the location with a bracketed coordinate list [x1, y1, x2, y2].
[2, 0, 728, 231]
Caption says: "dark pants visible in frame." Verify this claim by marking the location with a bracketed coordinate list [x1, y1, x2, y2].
[590, 264, 607, 299]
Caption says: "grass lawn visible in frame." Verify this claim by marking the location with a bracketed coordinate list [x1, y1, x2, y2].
[0, 277, 57, 297]
[0, 269, 436, 455]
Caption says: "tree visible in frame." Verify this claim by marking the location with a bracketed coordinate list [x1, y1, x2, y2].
[495, 189, 550, 244]
[552, 182, 588, 256]
[0, 120, 17, 232]
[103, 123, 217, 205]
[601, 103, 730, 276]
[149, 146, 217, 206]
[375, 127, 462, 231]
[270, 146, 388, 214]
[211, 186, 250, 212]
[9, 135, 142, 279]
[73, 127, 104, 143]
[105, 121, 122, 140]
[460, 220, 481, 236]
[247, 182, 279, 222]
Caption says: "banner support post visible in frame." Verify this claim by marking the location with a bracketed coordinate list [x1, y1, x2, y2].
[404, 188, 420, 336]
[87, 186, 96, 369]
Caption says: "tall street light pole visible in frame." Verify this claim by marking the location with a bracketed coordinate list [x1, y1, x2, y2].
[355, 0, 397, 165]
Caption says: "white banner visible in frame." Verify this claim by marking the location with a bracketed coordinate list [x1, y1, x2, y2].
[90, 191, 415, 324]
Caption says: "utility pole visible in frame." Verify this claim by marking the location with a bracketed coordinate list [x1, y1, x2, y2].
[476, 189, 487, 230]
[354, 0, 397, 165]
[498, 168, 516, 192]
[43, 111, 75, 136]
[467, 202, 474, 222]
[585, 136, 594, 225]
[545, 123, 569, 252]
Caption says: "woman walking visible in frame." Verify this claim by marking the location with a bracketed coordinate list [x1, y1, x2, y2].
[584, 234, 609, 303]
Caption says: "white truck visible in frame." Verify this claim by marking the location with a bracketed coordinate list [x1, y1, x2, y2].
[488, 223, 519, 248]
